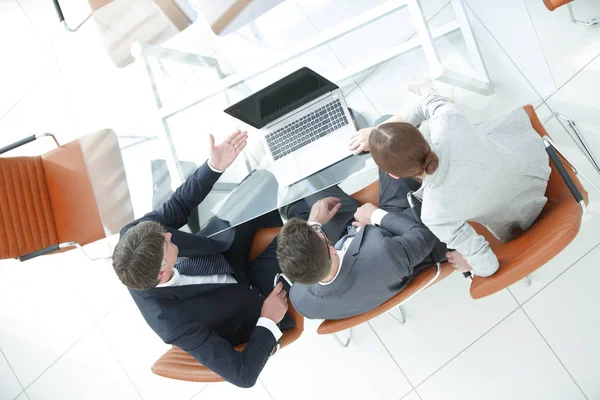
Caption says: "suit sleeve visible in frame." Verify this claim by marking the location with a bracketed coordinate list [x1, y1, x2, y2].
[170, 323, 276, 388]
[423, 214, 499, 277]
[378, 212, 438, 276]
[122, 162, 222, 233]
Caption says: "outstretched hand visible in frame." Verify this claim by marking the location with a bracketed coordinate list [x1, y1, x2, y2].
[208, 130, 248, 171]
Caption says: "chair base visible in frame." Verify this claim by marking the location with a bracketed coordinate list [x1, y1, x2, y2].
[568, 4, 599, 26]
[333, 329, 352, 348]
[520, 275, 532, 288]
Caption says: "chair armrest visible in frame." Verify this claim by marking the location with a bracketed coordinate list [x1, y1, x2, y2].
[20, 244, 60, 261]
[0, 133, 59, 155]
[543, 137, 586, 213]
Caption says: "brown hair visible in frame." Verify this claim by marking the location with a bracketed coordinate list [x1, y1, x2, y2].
[112, 221, 166, 290]
[276, 218, 332, 285]
[369, 122, 439, 178]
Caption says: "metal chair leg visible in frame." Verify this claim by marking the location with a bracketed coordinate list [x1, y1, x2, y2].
[388, 305, 407, 325]
[520, 275, 532, 287]
[52, 0, 92, 32]
[332, 329, 352, 348]
[568, 3, 600, 26]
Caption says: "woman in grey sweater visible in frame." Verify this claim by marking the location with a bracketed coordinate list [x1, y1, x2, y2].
[349, 80, 550, 277]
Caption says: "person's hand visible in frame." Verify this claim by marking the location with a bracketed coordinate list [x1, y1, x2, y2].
[446, 251, 472, 273]
[260, 283, 288, 323]
[208, 129, 248, 171]
[348, 127, 374, 155]
[308, 197, 342, 225]
[352, 202, 378, 228]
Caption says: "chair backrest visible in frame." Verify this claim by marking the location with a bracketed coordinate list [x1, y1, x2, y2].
[90, 0, 194, 67]
[151, 226, 304, 382]
[468, 105, 588, 299]
[0, 129, 133, 260]
[543, 0, 572, 11]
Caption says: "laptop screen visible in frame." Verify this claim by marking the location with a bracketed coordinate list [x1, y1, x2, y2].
[224, 67, 338, 129]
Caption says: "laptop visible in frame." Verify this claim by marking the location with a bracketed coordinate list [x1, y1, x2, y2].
[224, 67, 356, 187]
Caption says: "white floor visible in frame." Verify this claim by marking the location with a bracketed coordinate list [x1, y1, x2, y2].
[1, 0, 600, 399]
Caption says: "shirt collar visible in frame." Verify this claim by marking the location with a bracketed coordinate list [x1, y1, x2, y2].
[156, 268, 180, 288]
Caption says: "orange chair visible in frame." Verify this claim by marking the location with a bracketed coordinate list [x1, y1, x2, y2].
[316, 182, 455, 347]
[0, 130, 133, 261]
[151, 227, 304, 382]
[543, 0, 599, 26]
[465, 105, 588, 299]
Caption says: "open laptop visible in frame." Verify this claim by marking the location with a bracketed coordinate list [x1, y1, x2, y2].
[224, 67, 356, 187]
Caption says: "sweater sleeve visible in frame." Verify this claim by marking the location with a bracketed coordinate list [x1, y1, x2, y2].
[423, 214, 499, 277]
[399, 95, 456, 127]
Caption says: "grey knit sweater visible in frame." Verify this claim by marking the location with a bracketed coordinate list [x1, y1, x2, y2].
[401, 96, 550, 277]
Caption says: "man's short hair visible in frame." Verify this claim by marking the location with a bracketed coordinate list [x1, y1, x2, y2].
[276, 218, 331, 285]
[112, 221, 166, 290]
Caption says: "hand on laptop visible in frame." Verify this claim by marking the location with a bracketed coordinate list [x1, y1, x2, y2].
[446, 251, 473, 273]
[308, 197, 342, 225]
[348, 127, 374, 155]
[208, 130, 248, 171]
[261, 282, 288, 323]
[352, 202, 377, 228]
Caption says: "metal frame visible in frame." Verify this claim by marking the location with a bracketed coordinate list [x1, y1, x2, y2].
[59, 242, 112, 262]
[567, 3, 599, 26]
[333, 329, 352, 348]
[135, 0, 493, 187]
[51, 0, 92, 32]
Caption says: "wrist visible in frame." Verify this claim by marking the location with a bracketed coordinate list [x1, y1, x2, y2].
[207, 159, 225, 173]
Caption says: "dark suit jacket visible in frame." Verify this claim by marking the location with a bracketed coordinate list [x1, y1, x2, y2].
[290, 208, 445, 320]
[123, 162, 276, 388]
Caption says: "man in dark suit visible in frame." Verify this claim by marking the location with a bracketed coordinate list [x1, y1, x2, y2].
[277, 170, 446, 320]
[112, 130, 289, 388]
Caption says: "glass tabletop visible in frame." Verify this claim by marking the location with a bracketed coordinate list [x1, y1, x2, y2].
[140, 42, 380, 236]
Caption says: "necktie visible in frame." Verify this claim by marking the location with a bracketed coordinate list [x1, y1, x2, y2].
[175, 254, 234, 276]
[334, 224, 359, 250]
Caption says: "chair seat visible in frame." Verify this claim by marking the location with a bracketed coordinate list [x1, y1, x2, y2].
[318, 261, 454, 335]
[151, 226, 304, 383]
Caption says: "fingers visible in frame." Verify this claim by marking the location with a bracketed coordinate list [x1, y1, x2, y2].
[278, 289, 287, 300]
[230, 130, 247, 146]
[271, 282, 283, 295]
[209, 134, 216, 149]
[235, 140, 248, 154]
[351, 221, 362, 228]
[225, 129, 242, 143]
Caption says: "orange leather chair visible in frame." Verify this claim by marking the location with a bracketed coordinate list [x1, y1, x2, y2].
[0, 130, 133, 261]
[151, 227, 304, 382]
[316, 183, 455, 346]
[466, 105, 588, 299]
[543, 0, 599, 26]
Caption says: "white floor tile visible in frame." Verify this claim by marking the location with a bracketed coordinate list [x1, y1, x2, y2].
[98, 301, 205, 400]
[192, 380, 272, 400]
[369, 273, 518, 385]
[358, 5, 540, 124]
[260, 319, 413, 400]
[0, 1, 54, 120]
[544, 53, 600, 184]
[0, 256, 94, 387]
[524, 0, 600, 88]
[524, 244, 600, 399]
[0, 350, 23, 400]
[417, 310, 586, 400]
[464, 0, 555, 97]
[402, 391, 422, 400]
[26, 328, 141, 400]
[14, 392, 29, 400]
[59, 248, 130, 322]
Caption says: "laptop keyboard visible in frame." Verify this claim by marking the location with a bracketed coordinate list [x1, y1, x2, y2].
[265, 99, 349, 161]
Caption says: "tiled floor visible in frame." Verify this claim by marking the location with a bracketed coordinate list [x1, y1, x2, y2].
[1, 0, 600, 399]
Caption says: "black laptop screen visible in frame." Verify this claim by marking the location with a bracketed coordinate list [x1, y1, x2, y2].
[224, 67, 338, 129]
